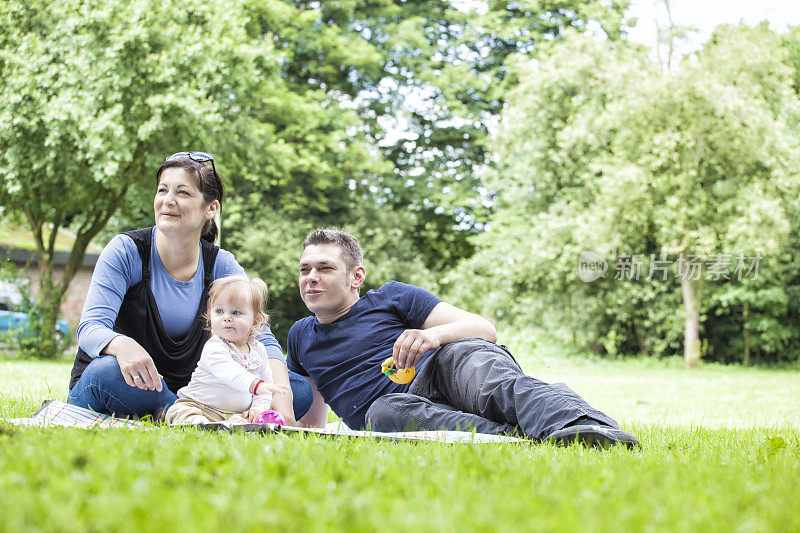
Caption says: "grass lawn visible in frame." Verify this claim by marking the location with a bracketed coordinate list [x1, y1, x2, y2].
[1, 334, 798, 532]
[0, 220, 103, 252]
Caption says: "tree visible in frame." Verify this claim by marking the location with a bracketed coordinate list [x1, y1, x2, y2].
[259, 0, 632, 272]
[0, 0, 381, 357]
[0, 0, 639, 356]
[633, 24, 799, 366]
[456, 27, 800, 367]
[449, 34, 665, 354]
[95, 0, 636, 340]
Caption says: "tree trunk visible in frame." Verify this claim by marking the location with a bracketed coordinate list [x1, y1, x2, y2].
[33, 224, 66, 359]
[566, 292, 575, 346]
[22, 189, 126, 358]
[634, 318, 648, 357]
[743, 302, 751, 366]
[680, 252, 701, 369]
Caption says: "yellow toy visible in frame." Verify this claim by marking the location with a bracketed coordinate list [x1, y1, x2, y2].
[381, 357, 415, 384]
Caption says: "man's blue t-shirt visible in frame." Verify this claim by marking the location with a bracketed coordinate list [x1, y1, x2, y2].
[287, 281, 441, 429]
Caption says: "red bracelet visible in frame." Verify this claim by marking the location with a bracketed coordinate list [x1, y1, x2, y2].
[252, 379, 264, 394]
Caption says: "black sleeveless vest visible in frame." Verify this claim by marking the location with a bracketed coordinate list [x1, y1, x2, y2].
[69, 227, 219, 393]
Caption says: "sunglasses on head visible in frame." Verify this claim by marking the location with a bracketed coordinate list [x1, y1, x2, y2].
[165, 151, 214, 164]
[164, 151, 223, 200]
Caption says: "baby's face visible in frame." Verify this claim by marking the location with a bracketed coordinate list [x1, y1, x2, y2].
[209, 295, 256, 347]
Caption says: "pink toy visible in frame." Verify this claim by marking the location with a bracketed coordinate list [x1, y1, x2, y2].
[254, 410, 286, 426]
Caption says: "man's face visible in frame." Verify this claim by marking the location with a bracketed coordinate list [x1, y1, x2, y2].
[299, 243, 358, 320]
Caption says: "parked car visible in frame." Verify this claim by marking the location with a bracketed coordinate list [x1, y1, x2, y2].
[0, 288, 70, 341]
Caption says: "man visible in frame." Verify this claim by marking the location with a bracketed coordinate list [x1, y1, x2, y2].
[287, 229, 639, 447]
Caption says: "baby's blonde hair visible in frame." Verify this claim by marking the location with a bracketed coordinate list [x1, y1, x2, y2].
[205, 275, 270, 337]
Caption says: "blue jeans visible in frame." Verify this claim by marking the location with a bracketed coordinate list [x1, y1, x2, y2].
[364, 338, 618, 440]
[67, 355, 314, 419]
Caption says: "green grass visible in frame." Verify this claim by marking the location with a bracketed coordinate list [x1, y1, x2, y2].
[0, 219, 103, 252]
[502, 334, 800, 429]
[1, 335, 799, 532]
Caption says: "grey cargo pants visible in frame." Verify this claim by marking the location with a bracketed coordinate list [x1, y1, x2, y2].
[364, 338, 618, 440]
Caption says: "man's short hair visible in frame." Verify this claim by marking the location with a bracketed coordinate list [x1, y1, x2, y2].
[303, 229, 363, 271]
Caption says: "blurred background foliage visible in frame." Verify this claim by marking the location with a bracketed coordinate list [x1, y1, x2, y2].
[2, 0, 800, 366]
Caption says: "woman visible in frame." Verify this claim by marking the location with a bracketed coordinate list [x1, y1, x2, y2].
[68, 151, 312, 423]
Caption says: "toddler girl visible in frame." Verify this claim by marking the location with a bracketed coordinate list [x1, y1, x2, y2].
[166, 275, 283, 426]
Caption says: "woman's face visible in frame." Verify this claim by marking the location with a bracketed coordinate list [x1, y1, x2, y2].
[154, 168, 218, 237]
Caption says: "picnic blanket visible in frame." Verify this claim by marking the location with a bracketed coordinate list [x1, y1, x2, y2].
[3, 400, 526, 444]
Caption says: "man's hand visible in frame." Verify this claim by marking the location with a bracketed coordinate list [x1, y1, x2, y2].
[390, 302, 498, 371]
[255, 382, 289, 397]
[267, 359, 297, 426]
[249, 382, 289, 423]
[393, 328, 441, 369]
[268, 389, 296, 426]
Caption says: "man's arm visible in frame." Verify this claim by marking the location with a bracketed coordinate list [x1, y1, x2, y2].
[297, 376, 328, 428]
[268, 359, 297, 426]
[393, 301, 497, 370]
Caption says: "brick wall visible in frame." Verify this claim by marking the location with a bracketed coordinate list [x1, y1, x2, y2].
[23, 265, 95, 332]
[60, 268, 93, 328]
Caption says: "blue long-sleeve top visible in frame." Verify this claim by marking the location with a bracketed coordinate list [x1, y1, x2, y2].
[77, 228, 285, 361]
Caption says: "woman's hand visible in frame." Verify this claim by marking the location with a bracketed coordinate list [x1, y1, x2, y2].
[105, 335, 163, 391]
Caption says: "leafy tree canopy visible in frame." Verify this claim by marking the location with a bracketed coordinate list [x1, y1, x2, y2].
[453, 26, 800, 366]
